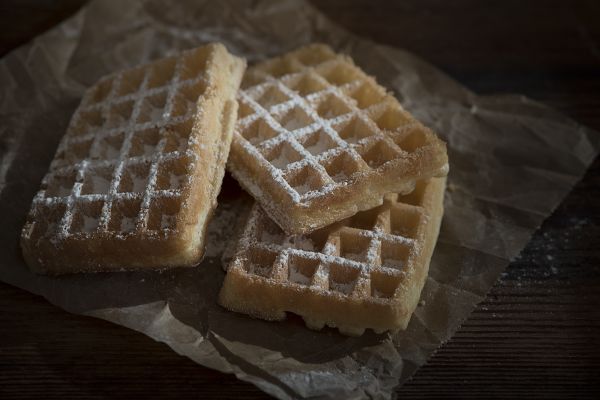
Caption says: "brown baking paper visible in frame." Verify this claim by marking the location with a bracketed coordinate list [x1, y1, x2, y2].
[1, 1, 598, 399]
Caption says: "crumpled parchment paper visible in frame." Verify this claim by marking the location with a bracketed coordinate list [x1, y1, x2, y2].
[1, 1, 599, 399]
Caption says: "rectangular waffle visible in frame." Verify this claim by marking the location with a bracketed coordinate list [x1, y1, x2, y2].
[20, 43, 246, 274]
[227, 44, 448, 235]
[219, 177, 446, 336]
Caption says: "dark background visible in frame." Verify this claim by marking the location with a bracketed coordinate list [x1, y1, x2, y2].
[1, 1, 599, 398]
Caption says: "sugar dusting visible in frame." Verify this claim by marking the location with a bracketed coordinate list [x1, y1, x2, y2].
[502, 216, 591, 283]
[232, 50, 443, 230]
[293, 235, 315, 251]
[270, 148, 295, 169]
[330, 171, 348, 183]
[382, 257, 404, 270]
[258, 90, 285, 109]
[289, 264, 311, 285]
[26, 45, 229, 247]
[372, 289, 387, 298]
[227, 177, 434, 303]
[330, 280, 354, 295]
[247, 262, 271, 277]
[221, 47, 446, 333]
[293, 181, 314, 195]
[204, 198, 248, 258]
[304, 133, 331, 155]
[261, 229, 285, 244]
[283, 116, 306, 131]
[282, 235, 314, 251]
[344, 249, 367, 262]
[322, 109, 337, 119]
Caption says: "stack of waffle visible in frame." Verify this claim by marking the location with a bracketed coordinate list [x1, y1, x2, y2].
[21, 43, 448, 335]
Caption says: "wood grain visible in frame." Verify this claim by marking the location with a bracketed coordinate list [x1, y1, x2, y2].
[1, 0, 599, 398]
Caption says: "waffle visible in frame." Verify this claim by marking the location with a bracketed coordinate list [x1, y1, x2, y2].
[219, 177, 446, 336]
[227, 44, 448, 235]
[20, 43, 246, 274]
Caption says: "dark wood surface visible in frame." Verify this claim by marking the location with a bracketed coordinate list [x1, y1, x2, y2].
[1, 1, 599, 398]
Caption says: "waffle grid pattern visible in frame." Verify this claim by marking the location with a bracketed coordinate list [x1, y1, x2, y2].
[26, 47, 218, 242]
[220, 178, 445, 335]
[229, 44, 447, 233]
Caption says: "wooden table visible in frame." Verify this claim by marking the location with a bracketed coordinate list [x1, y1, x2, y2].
[1, 1, 599, 398]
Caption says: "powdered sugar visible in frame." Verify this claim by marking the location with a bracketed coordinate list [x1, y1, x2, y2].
[282, 116, 305, 131]
[382, 258, 404, 270]
[282, 235, 314, 251]
[27, 45, 225, 243]
[293, 182, 313, 195]
[292, 236, 315, 251]
[344, 249, 367, 262]
[289, 264, 312, 285]
[247, 263, 271, 278]
[270, 146, 299, 169]
[372, 289, 390, 299]
[260, 229, 285, 244]
[231, 175, 433, 300]
[205, 198, 249, 259]
[330, 171, 348, 183]
[231, 49, 425, 219]
[330, 280, 354, 295]
[321, 109, 337, 119]
[304, 133, 333, 155]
